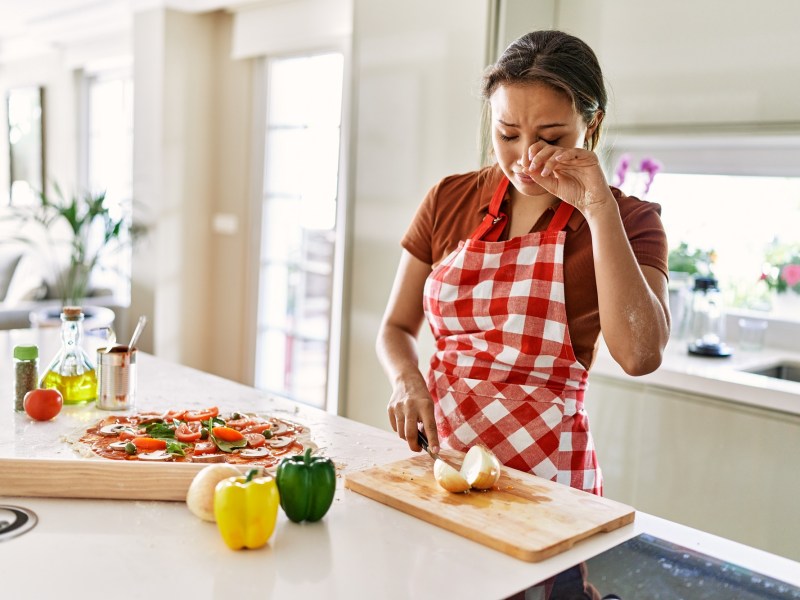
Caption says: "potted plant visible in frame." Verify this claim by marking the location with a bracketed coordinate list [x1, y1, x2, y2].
[760, 241, 800, 318]
[1, 184, 147, 307]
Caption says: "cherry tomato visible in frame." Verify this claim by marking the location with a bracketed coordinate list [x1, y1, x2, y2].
[184, 407, 219, 421]
[24, 388, 63, 421]
[244, 433, 266, 448]
[211, 426, 244, 442]
[175, 421, 202, 443]
[132, 437, 168, 451]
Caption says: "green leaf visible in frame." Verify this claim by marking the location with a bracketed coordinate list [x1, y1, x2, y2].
[212, 435, 247, 454]
[144, 422, 176, 438]
[166, 441, 187, 457]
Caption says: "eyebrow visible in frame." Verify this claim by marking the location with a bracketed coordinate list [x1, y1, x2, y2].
[497, 119, 567, 130]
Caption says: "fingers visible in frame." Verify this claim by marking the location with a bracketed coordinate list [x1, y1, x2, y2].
[522, 143, 591, 178]
[419, 408, 440, 454]
[387, 389, 434, 452]
[404, 416, 422, 452]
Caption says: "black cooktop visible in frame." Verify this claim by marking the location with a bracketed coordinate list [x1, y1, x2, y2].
[526, 534, 800, 599]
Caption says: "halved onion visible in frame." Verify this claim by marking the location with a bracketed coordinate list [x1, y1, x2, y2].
[433, 458, 470, 493]
[461, 445, 501, 490]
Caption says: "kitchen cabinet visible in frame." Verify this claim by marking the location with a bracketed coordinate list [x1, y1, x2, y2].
[586, 372, 800, 561]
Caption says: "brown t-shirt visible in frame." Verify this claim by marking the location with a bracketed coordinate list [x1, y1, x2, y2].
[401, 165, 669, 369]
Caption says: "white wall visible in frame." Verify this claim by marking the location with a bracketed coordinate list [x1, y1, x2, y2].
[343, 0, 489, 429]
[132, 8, 253, 375]
[557, 0, 800, 128]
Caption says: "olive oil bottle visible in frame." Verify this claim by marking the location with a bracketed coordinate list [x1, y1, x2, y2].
[40, 306, 97, 404]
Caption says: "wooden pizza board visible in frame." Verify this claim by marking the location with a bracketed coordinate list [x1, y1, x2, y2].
[344, 453, 635, 562]
[0, 457, 251, 501]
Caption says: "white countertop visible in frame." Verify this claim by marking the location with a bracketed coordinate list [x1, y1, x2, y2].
[592, 335, 800, 416]
[2, 328, 800, 599]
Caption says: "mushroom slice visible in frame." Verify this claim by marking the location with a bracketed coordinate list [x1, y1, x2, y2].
[268, 422, 292, 436]
[138, 450, 172, 461]
[267, 436, 294, 449]
[108, 441, 129, 451]
[98, 423, 129, 437]
[191, 454, 226, 463]
[240, 447, 270, 458]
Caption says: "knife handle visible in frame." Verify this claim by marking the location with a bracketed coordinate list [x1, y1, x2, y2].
[417, 429, 429, 451]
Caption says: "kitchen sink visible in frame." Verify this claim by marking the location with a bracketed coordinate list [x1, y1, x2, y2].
[742, 361, 800, 383]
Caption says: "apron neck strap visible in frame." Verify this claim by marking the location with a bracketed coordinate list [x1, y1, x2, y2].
[469, 177, 509, 242]
[469, 177, 575, 241]
[546, 201, 575, 232]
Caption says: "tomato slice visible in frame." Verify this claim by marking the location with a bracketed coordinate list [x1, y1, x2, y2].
[175, 421, 202, 443]
[212, 426, 245, 442]
[163, 410, 187, 422]
[192, 441, 217, 455]
[119, 428, 143, 440]
[242, 423, 271, 435]
[244, 433, 266, 448]
[132, 437, 168, 451]
[184, 407, 220, 422]
[224, 417, 254, 429]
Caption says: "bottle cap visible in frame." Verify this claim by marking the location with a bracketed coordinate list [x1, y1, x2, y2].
[62, 306, 84, 319]
[13, 345, 38, 360]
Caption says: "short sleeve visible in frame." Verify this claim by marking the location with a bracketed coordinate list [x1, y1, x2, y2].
[400, 181, 439, 265]
[622, 198, 669, 278]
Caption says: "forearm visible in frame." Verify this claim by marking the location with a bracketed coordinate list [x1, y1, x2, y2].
[585, 197, 670, 375]
[376, 321, 428, 392]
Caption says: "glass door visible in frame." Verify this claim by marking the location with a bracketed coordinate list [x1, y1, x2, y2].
[254, 52, 345, 409]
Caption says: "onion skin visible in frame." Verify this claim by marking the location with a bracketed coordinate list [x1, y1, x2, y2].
[461, 445, 501, 490]
[433, 458, 470, 493]
[186, 464, 242, 521]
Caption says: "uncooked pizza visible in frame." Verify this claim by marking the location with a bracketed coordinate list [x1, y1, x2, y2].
[71, 406, 312, 468]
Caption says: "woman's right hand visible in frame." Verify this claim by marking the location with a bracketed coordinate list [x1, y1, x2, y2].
[387, 373, 440, 454]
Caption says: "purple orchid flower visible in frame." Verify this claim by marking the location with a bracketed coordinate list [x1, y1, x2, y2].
[614, 154, 631, 187]
[639, 157, 662, 195]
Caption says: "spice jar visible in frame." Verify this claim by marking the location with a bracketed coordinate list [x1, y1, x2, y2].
[14, 345, 39, 412]
[40, 306, 97, 404]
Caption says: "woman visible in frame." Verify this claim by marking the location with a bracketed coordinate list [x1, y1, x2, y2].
[376, 30, 670, 496]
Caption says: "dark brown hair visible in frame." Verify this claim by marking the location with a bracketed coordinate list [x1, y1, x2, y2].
[481, 30, 607, 159]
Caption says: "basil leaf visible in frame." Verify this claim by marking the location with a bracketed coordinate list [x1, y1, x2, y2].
[145, 422, 175, 438]
[166, 441, 187, 456]
[212, 435, 247, 453]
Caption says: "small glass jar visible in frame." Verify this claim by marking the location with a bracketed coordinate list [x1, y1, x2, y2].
[40, 306, 97, 404]
[14, 345, 39, 412]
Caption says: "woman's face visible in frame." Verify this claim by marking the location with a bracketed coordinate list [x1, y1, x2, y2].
[490, 82, 590, 198]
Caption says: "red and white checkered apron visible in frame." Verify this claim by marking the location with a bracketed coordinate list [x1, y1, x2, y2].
[423, 177, 602, 495]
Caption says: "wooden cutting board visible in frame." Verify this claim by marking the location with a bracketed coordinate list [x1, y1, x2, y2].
[345, 453, 635, 562]
[0, 458, 248, 501]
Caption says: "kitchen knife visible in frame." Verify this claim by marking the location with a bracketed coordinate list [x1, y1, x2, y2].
[417, 429, 441, 462]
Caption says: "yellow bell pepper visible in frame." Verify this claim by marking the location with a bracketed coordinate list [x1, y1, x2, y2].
[214, 468, 279, 550]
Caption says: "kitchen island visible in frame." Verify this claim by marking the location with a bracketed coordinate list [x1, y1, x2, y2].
[2, 328, 799, 599]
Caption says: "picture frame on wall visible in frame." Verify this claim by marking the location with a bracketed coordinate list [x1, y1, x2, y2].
[6, 85, 45, 205]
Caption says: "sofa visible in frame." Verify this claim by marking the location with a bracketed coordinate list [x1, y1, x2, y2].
[0, 242, 125, 332]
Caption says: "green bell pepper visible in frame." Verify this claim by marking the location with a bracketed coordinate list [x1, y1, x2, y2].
[275, 447, 336, 523]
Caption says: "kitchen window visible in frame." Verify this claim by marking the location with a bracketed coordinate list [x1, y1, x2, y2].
[607, 130, 800, 324]
[254, 52, 345, 410]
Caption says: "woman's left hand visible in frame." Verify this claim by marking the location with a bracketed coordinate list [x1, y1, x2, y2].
[519, 142, 612, 212]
